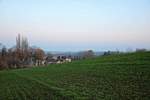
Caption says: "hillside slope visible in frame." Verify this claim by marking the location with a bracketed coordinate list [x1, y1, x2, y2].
[0, 52, 150, 100]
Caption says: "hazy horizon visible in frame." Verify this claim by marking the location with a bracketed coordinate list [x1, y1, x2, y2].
[0, 0, 150, 51]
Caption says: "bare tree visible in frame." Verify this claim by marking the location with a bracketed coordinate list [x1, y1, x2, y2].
[34, 48, 45, 66]
[0, 46, 8, 69]
[16, 34, 30, 67]
[16, 34, 29, 50]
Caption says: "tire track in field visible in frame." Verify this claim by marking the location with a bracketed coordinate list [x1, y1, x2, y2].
[12, 72, 77, 100]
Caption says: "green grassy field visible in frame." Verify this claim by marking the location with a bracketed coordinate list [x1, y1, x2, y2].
[0, 52, 150, 100]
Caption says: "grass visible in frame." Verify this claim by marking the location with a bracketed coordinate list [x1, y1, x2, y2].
[0, 52, 150, 100]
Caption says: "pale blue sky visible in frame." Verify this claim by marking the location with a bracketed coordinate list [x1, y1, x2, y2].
[0, 0, 150, 51]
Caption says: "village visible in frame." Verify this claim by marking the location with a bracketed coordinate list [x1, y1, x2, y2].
[0, 34, 96, 69]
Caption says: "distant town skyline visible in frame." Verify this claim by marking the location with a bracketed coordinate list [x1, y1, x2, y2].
[0, 0, 150, 51]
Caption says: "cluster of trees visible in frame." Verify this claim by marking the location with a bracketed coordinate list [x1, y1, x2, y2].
[136, 48, 147, 52]
[0, 34, 45, 70]
[78, 50, 95, 59]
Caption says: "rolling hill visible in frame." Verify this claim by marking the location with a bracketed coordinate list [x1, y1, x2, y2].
[0, 52, 150, 100]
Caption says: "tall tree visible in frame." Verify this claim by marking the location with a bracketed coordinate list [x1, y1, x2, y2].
[16, 34, 29, 50]
[1, 46, 7, 57]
